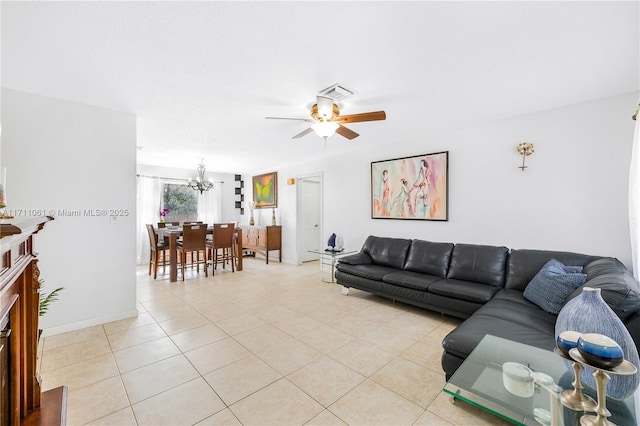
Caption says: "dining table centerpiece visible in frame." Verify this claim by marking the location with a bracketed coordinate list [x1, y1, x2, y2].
[159, 207, 169, 223]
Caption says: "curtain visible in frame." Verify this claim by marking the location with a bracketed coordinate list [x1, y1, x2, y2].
[136, 177, 222, 265]
[197, 185, 222, 225]
[136, 176, 162, 265]
[630, 110, 640, 280]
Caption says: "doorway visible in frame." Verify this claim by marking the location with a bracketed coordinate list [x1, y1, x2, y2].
[297, 174, 323, 263]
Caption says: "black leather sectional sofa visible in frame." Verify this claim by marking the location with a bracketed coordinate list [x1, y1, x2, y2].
[335, 235, 640, 379]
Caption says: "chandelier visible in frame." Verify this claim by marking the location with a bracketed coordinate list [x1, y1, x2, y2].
[187, 161, 214, 194]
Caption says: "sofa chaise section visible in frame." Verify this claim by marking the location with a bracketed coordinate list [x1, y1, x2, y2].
[442, 250, 640, 378]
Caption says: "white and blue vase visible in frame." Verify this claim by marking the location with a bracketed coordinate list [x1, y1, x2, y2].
[555, 287, 640, 399]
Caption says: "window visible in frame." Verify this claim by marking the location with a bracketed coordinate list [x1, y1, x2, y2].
[161, 184, 198, 222]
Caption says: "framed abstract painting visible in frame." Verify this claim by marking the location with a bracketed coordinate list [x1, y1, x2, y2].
[252, 171, 278, 208]
[371, 151, 448, 220]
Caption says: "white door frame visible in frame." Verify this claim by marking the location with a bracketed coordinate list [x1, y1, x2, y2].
[296, 172, 323, 264]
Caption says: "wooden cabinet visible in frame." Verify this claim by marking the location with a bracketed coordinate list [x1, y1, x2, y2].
[0, 216, 65, 425]
[241, 226, 281, 264]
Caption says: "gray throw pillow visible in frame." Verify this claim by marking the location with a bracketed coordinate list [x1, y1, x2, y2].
[523, 259, 587, 314]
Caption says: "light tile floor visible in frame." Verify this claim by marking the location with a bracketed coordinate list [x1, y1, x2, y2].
[39, 259, 510, 426]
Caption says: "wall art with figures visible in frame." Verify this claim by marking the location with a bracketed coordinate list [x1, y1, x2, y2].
[371, 151, 448, 221]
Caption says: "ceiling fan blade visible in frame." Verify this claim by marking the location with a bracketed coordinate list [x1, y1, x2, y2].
[334, 111, 386, 124]
[265, 116, 314, 122]
[292, 128, 314, 139]
[336, 124, 359, 140]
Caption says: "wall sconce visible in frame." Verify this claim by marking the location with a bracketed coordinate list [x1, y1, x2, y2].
[516, 142, 535, 171]
[287, 178, 295, 185]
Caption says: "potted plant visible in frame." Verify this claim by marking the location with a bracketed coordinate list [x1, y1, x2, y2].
[39, 281, 63, 317]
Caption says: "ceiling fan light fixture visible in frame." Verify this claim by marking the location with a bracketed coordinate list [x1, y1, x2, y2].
[316, 95, 335, 120]
[312, 121, 339, 138]
[267, 91, 385, 141]
[311, 102, 340, 122]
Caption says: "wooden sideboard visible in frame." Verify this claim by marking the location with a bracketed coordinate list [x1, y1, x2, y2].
[241, 225, 282, 264]
[0, 216, 65, 425]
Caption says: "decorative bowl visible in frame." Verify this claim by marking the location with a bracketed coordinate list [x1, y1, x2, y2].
[577, 333, 624, 369]
[556, 330, 582, 357]
[502, 362, 534, 397]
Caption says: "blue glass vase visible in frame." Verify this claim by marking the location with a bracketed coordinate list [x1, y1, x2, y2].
[555, 287, 640, 399]
[327, 233, 336, 249]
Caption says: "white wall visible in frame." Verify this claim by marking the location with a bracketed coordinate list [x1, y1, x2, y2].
[275, 92, 638, 270]
[1, 88, 137, 334]
[4, 89, 634, 334]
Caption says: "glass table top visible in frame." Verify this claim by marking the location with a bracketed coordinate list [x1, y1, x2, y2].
[443, 334, 639, 426]
[307, 248, 357, 256]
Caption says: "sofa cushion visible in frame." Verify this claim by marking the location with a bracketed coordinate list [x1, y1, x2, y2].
[442, 295, 557, 360]
[338, 252, 372, 265]
[334, 263, 397, 281]
[382, 270, 442, 292]
[523, 259, 587, 314]
[535, 258, 584, 274]
[361, 235, 412, 269]
[566, 258, 640, 321]
[446, 244, 509, 287]
[492, 288, 543, 307]
[504, 249, 597, 291]
[429, 279, 500, 304]
[404, 240, 454, 278]
[335, 270, 384, 293]
[584, 257, 629, 278]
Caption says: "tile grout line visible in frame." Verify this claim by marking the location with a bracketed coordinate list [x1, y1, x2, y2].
[41, 261, 469, 426]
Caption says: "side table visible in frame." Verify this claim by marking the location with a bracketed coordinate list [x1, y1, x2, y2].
[307, 249, 356, 283]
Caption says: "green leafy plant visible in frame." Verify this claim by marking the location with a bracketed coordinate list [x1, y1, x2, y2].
[39, 282, 64, 317]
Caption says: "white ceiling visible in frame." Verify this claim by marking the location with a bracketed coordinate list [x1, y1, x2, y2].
[2, 1, 638, 174]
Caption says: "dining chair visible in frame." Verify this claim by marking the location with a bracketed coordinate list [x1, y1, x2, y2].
[146, 224, 169, 279]
[208, 223, 236, 273]
[177, 223, 208, 280]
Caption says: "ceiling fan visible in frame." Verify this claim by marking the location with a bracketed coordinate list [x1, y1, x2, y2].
[265, 95, 386, 140]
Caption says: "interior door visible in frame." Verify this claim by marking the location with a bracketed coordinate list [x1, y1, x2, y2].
[299, 177, 321, 263]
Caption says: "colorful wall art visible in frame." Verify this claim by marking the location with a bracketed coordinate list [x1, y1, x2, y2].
[371, 151, 448, 220]
[252, 171, 278, 208]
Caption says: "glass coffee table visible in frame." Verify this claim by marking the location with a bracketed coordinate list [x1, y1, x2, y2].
[443, 335, 638, 425]
[307, 249, 356, 283]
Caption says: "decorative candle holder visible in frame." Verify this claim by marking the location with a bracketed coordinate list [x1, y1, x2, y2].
[568, 348, 637, 426]
[554, 347, 597, 412]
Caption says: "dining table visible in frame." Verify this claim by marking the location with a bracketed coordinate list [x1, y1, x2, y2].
[160, 225, 244, 282]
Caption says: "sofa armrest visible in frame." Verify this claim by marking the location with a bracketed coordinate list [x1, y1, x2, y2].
[338, 252, 372, 265]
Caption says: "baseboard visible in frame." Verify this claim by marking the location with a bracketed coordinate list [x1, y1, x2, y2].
[40, 309, 139, 337]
